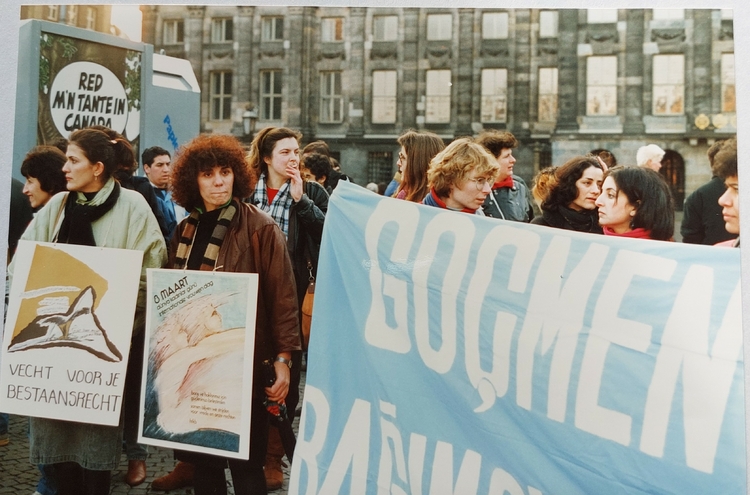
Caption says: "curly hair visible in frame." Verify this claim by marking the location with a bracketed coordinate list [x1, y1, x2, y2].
[713, 137, 737, 180]
[475, 130, 518, 158]
[542, 155, 603, 212]
[68, 127, 135, 181]
[396, 130, 445, 202]
[427, 138, 499, 199]
[247, 127, 303, 177]
[303, 152, 332, 182]
[171, 134, 254, 211]
[604, 165, 675, 241]
[21, 146, 67, 195]
[531, 166, 557, 208]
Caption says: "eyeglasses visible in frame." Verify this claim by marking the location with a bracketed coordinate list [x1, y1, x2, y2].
[467, 177, 490, 191]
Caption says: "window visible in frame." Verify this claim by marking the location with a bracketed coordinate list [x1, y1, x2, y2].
[320, 72, 343, 123]
[373, 15, 398, 41]
[368, 151, 394, 184]
[211, 18, 233, 43]
[210, 71, 232, 121]
[539, 11, 558, 38]
[722, 53, 736, 113]
[481, 69, 508, 123]
[163, 20, 184, 44]
[322, 17, 344, 42]
[372, 70, 397, 124]
[66, 5, 78, 25]
[427, 14, 452, 40]
[652, 9, 684, 20]
[587, 9, 617, 24]
[586, 56, 617, 115]
[46, 5, 58, 21]
[721, 9, 734, 20]
[482, 12, 508, 40]
[425, 70, 451, 123]
[652, 54, 684, 115]
[260, 70, 283, 121]
[85, 7, 96, 30]
[262, 17, 284, 41]
[538, 67, 558, 122]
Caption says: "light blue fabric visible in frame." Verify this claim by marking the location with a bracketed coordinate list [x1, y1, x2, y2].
[290, 181, 745, 495]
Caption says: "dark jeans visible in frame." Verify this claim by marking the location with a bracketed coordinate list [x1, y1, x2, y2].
[187, 398, 269, 495]
[123, 330, 148, 460]
[52, 462, 110, 495]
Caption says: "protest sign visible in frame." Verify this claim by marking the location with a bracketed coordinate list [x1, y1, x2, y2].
[0, 240, 141, 426]
[290, 182, 744, 494]
[139, 269, 258, 460]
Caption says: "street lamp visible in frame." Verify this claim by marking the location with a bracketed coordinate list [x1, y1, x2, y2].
[242, 105, 258, 138]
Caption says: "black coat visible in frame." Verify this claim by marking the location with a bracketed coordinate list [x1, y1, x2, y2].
[531, 205, 602, 234]
[681, 176, 738, 245]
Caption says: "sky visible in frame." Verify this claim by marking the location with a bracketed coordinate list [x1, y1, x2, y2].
[110, 4, 142, 42]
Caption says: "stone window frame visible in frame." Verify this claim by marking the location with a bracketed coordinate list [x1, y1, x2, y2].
[539, 10, 558, 38]
[652, 54, 685, 116]
[210, 71, 233, 121]
[260, 70, 283, 121]
[46, 5, 59, 21]
[427, 13, 452, 41]
[372, 70, 397, 124]
[651, 9, 685, 21]
[321, 17, 345, 42]
[320, 71, 344, 123]
[425, 69, 451, 124]
[85, 7, 96, 30]
[211, 18, 233, 43]
[262, 16, 284, 41]
[163, 19, 185, 45]
[586, 9, 617, 24]
[480, 68, 508, 123]
[482, 12, 509, 40]
[586, 55, 617, 116]
[373, 15, 398, 42]
[721, 53, 736, 113]
[66, 5, 78, 26]
[538, 67, 558, 122]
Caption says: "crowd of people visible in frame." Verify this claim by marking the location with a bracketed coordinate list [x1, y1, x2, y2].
[2, 125, 740, 494]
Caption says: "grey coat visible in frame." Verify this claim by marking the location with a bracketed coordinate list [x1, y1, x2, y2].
[482, 175, 535, 222]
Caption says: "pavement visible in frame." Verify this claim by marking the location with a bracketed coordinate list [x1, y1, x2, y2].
[0, 372, 305, 495]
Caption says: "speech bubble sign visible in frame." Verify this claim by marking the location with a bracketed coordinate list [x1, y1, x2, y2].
[48, 61, 128, 136]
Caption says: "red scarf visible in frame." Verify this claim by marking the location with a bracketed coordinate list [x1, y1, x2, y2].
[602, 226, 652, 239]
[428, 188, 477, 214]
[492, 176, 514, 190]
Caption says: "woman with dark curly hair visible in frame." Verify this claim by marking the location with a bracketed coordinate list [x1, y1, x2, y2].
[595, 165, 675, 240]
[245, 127, 327, 490]
[531, 155, 604, 233]
[394, 130, 445, 202]
[10, 127, 166, 495]
[167, 133, 301, 495]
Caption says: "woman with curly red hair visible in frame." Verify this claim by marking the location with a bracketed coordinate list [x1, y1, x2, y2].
[167, 133, 301, 495]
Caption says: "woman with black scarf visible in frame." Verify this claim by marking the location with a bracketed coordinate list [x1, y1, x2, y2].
[531, 155, 605, 234]
[9, 127, 167, 495]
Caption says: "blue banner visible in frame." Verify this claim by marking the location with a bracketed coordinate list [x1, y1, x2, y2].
[290, 181, 745, 495]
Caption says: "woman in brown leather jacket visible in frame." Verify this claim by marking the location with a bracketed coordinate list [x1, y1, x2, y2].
[167, 133, 301, 495]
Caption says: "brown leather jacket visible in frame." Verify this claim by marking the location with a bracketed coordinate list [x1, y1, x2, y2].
[169, 200, 302, 394]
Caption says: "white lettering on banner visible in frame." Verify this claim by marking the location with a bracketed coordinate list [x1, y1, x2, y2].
[575, 250, 676, 445]
[464, 225, 540, 412]
[361, 205, 741, 474]
[641, 271, 742, 473]
[365, 201, 420, 354]
[516, 237, 609, 422]
[290, 387, 544, 495]
[413, 213, 475, 374]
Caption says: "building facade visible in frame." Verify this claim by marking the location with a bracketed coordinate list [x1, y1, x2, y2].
[21, 5, 113, 36]
[141, 7, 736, 205]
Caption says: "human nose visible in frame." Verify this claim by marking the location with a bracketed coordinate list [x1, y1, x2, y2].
[594, 193, 603, 207]
[482, 181, 492, 193]
[718, 189, 730, 207]
[62, 161, 71, 173]
[22, 181, 30, 194]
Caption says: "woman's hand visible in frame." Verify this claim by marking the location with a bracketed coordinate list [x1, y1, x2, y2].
[288, 162, 304, 202]
[265, 360, 291, 403]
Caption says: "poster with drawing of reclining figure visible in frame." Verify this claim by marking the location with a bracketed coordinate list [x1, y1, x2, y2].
[0, 241, 142, 426]
[139, 268, 258, 460]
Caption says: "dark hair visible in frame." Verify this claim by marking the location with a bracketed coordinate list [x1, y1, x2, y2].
[542, 155, 604, 212]
[590, 149, 617, 168]
[304, 152, 332, 181]
[68, 127, 135, 181]
[50, 137, 69, 154]
[21, 146, 67, 194]
[605, 165, 675, 241]
[142, 146, 171, 168]
[171, 134, 254, 211]
[475, 130, 518, 158]
[396, 130, 445, 202]
[302, 140, 330, 157]
[713, 137, 737, 180]
[247, 127, 303, 177]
